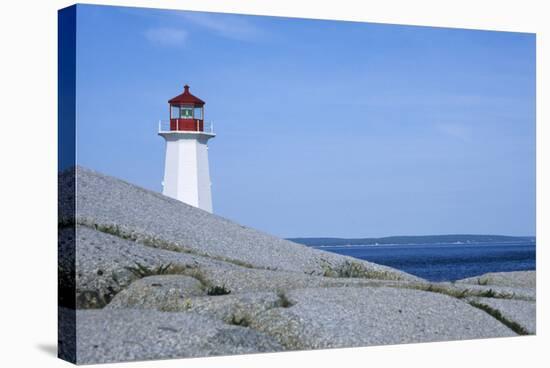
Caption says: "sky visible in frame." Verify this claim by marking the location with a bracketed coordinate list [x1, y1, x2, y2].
[74, 4, 536, 238]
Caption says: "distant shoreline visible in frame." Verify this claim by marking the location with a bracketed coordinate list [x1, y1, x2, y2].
[288, 235, 535, 247]
[295, 237, 535, 281]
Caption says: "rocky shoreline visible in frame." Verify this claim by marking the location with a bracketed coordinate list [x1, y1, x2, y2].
[58, 167, 536, 364]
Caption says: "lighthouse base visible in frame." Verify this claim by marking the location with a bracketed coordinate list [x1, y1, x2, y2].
[159, 131, 214, 213]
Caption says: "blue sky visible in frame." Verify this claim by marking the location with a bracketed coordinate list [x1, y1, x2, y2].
[74, 4, 536, 238]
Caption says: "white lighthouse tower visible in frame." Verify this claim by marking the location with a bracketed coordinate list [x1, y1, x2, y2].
[158, 85, 215, 212]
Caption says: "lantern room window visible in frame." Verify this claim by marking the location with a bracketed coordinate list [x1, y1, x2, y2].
[194, 107, 203, 119]
[171, 106, 194, 119]
[170, 106, 178, 119]
[180, 107, 193, 119]
[170, 106, 204, 120]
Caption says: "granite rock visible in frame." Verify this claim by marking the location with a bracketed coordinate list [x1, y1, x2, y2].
[248, 287, 517, 349]
[107, 286, 518, 351]
[456, 271, 536, 289]
[105, 275, 205, 311]
[56, 166, 535, 363]
[60, 166, 418, 281]
[60, 225, 237, 308]
[469, 297, 536, 334]
[75, 308, 282, 364]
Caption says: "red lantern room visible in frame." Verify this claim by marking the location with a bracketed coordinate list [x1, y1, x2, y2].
[168, 85, 206, 131]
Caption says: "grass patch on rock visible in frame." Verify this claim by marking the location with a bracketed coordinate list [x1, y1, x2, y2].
[321, 260, 403, 281]
[229, 314, 251, 327]
[477, 278, 490, 286]
[206, 285, 231, 296]
[469, 300, 529, 335]
[408, 283, 517, 300]
[124, 262, 177, 278]
[125, 262, 222, 294]
[78, 219, 257, 269]
[276, 290, 294, 308]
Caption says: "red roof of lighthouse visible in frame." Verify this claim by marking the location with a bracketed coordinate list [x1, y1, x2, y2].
[168, 85, 205, 106]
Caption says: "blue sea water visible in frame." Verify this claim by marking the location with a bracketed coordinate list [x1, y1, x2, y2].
[311, 241, 536, 282]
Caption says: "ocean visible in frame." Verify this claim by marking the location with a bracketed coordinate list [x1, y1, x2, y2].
[310, 241, 536, 282]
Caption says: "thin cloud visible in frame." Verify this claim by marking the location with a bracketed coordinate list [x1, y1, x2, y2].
[179, 12, 266, 42]
[436, 123, 473, 142]
[144, 27, 188, 46]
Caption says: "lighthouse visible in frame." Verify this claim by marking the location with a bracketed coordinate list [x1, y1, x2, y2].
[158, 85, 215, 212]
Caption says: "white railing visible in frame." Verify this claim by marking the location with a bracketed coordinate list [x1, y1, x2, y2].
[204, 120, 214, 133]
[158, 120, 214, 134]
[158, 120, 171, 132]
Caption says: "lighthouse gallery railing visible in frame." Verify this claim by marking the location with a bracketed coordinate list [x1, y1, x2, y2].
[158, 120, 214, 134]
